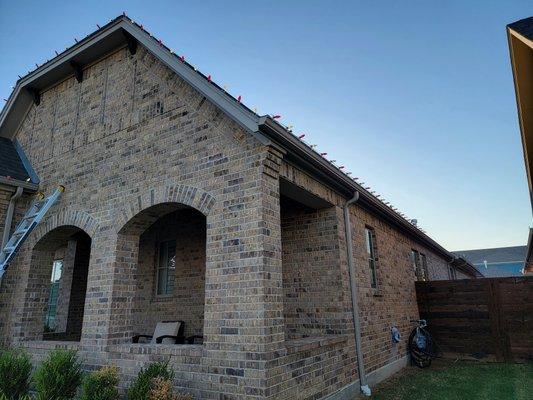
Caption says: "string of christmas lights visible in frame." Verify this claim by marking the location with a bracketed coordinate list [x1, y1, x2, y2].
[3, 12, 425, 233]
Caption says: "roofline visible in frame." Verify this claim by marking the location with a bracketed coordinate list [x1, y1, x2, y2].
[258, 116, 480, 273]
[0, 15, 263, 139]
[0, 14, 477, 275]
[453, 257, 483, 278]
[13, 139, 40, 184]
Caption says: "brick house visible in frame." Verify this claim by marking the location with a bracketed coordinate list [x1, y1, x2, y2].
[0, 16, 479, 399]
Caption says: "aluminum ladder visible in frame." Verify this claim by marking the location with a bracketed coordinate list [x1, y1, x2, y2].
[0, 186, 64, 280]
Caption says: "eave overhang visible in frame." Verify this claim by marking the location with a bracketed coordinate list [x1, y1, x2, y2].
[450, 256, 484, 278]
[258, 116, 476, 271]
[507, 17, 533, 207]
[0, 176, 38, 192]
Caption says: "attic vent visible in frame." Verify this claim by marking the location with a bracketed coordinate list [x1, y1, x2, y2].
[410, 219, 418, 226]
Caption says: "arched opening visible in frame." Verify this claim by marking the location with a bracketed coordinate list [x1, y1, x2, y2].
[117, 203, 207, 344]
[24, 226, 91, 342]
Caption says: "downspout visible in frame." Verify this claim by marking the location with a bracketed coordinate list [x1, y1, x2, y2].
[2, 186, 23, 249]
[343, 191, 371, 397]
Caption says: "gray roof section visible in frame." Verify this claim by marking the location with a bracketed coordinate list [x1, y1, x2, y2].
[454, 246, 527, 264]
[508, 16, 533, 41]
[0, 137, 31, 181]
[472, 264, 524, 278]
[454, 246, 526, 278]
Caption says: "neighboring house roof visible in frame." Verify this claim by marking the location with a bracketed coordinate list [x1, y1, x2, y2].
[473, 262, 524, 278]
[454, 246, 526, 277]
[0, 14, 479, 276]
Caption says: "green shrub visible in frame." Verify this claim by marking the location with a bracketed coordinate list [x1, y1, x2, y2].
[0, 395, 33, 400]
[80, 365, 119, 400]
[33, 349, 83, 400]
[128, 361, 174, 400]
[0, 348, 32, 399]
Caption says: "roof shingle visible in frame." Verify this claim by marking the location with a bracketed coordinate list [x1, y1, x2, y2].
[508, 16, 533, 41]
[0, 138, 31, 181]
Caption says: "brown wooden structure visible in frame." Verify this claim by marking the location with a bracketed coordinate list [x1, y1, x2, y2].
[416, 277, 533, 362]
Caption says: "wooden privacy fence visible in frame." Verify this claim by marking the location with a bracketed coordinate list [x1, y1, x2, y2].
[415, 277, 533, 362]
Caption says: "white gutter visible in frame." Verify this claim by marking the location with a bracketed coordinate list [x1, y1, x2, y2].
[343, 191, 371, 397]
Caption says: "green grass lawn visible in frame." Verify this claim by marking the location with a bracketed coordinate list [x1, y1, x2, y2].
[371, 360, 533, 400]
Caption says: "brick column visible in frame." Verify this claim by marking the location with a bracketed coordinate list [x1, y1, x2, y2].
[78, 230, 126, 359]
[202, 146, 285, 397]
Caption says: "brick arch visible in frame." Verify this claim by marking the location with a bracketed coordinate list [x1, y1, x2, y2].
[16, 209, 97, 342]
[29, 209, 100, 248]
[115, 183, 216, 234]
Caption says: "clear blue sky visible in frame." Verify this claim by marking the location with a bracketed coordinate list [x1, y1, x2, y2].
[0, 1, 531, 250]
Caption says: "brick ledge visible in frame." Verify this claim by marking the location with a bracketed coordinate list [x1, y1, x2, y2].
[107, 343, 204, 357]
[285, 335, 350, 355]
[18, 340, 81, 350]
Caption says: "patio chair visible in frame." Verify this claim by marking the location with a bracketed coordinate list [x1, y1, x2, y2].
[185, 334, 203, 344]
[132, 320, 185, 344]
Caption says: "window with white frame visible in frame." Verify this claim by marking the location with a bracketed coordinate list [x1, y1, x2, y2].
[156, 240, 176, 296]
[44, 259, 63, 332]
[365, 227, 378, 288]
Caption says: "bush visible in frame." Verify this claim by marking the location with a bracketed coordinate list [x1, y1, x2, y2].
[148, 377, 193, 400]
[33, 349, 83, 400]
[0, 395, 32, 400]
[128, 361, 174, 400]
[80, 365, 119, 400]
[0, 348, 32, 399]
[148, 378, 173, 400]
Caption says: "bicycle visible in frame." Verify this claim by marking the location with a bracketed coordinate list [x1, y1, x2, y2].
[408, 319, 440, 368]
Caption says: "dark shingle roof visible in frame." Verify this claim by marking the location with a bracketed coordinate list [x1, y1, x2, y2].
[0, 138, 31, 181]
[454, 246, 527, 264]
[508, 16, 533, 40]
[454, 246, 527, 278]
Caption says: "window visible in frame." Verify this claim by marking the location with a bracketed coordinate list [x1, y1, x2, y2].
[411, 251, 429, 281]
[156, 240, 176, 296]
[411, 250, 422, 281]
[420, 253, 428, 281]
[365, 227, 378, 288]
[44, 259, 63, 332]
